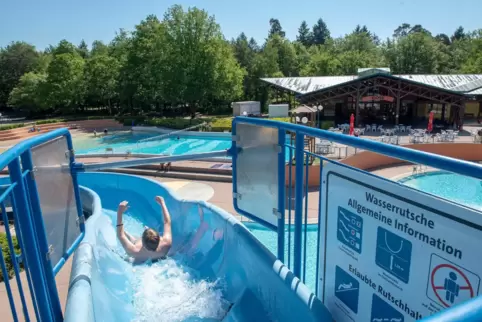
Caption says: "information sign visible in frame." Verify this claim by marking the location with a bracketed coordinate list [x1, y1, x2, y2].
[318, 163, 482, 321]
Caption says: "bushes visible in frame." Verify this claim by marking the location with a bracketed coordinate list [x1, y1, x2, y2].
[320, 120, 335, 130]
[0, 232, 22, 282]
[0, 123, 25, 131]
[210, 117, 232, 132]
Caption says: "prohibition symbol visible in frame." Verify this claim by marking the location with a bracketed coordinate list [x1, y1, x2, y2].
[427, 254, 480, 308]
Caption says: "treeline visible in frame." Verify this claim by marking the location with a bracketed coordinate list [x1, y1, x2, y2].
[0, 5, 481, 117]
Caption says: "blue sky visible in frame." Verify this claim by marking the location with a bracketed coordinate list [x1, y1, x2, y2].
[1, 0, 481, 50]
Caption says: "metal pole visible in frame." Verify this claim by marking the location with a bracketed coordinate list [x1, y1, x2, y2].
[8, 158, 54, 322]
[277, 130, 286, 261]
[80, 150, 229, 172]
[294, 133, 304, 277]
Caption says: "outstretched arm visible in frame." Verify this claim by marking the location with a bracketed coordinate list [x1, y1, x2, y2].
[116, 201, 137, 256]
[155, 196, 172, 247]
[185, 205, 209, 255]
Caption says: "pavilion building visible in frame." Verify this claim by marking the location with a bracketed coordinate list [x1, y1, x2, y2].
[261, 68, 482, 129]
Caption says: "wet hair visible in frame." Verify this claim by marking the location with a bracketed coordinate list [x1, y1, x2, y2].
[142, 228, 160, 252]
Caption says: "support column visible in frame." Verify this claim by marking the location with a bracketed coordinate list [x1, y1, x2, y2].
[459, 102, 466, 130]
[395, 80, 401, 125]
[355, 86, 360, 127]
[441, 103, 446, 122]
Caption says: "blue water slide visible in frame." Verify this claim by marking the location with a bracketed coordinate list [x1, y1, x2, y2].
[63, 172, 331, 321]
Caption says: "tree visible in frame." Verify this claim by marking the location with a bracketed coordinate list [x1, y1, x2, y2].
[0, 42, 39, 109]
[312, 18, 330, 45]
[393, 23, 412, 38]
[383, 32, 446, 74]
[161, 5, 244, 115]
[452, 26, 466, 42]
[77, 40, 89, 59]
[52, 40, 78, 56]
[84, 55, 120, 113]
[435, 33, 451, 46]
[45, 51, 85, 112]
[297, 21, 312, 47]
[91, 40, 109, 56]
[461, 31, 482, 73]
[265, 34, 299, 76]
[8, 72, 47, 114]
[268, 18, 285, 38]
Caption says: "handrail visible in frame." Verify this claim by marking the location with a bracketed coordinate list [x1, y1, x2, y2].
[137, 122, 207, 143]
[232, 117, 482, 180]
[0, 128, 70, 170]
[77, 149, 229, 171]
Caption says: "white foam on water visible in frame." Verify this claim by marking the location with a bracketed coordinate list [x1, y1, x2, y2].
[130, 258, 229, 322]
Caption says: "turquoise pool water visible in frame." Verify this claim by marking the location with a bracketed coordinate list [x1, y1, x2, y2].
[246, 222, 319, 291]
[73, 131, 232, 155]
[245, 171, 482, 292]
[399, 171, 482, 211]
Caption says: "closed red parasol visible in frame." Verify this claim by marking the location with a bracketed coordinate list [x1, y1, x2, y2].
[427, 111, 434, 133]
[349, 113, 355, 136]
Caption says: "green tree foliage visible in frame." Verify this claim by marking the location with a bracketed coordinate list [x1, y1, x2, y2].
[297, 21, 312, 47]
[0, 42, 39, 108]
[268, 18, 286, 38]
[77, 40, 89, 59]
[84, 54, 120, 113]
[8, 72, 47, 113]
[312, 18, 331, 45]
[1, 7, 482, 116]
[45, 47, 85, 112]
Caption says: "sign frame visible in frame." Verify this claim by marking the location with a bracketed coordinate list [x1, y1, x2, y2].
[318, 162, 482, 321]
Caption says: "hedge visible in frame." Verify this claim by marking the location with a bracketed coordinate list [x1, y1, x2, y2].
[0, 232, 22, 282]
[0, 123, 25, 131]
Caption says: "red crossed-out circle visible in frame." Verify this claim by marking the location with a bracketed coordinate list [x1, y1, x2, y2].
[430, 263, 474, 308]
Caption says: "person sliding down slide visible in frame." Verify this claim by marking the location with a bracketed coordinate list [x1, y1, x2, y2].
[116, 196, 172, 264]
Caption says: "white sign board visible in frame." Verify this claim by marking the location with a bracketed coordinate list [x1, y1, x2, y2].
[318, 162, 482, 322]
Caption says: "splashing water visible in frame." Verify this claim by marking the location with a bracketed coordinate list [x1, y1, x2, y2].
[96, 209, 230, 322]
[130, 259, 229, 322]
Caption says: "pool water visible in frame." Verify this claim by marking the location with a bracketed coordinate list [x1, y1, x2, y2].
[245, 222, 319, 291]
[399, 171, 482, 211]
[73, 132, 231, 155]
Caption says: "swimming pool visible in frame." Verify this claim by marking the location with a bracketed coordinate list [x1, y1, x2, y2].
[399, 171, 482, 211]
[245, 171, 482, 292]
[246, 222, 319, 291]
[73, 131, 232, 155]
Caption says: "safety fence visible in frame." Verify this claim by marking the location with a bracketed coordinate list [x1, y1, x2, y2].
[0, 129, 85, 322]
[231, 117, 482, 321]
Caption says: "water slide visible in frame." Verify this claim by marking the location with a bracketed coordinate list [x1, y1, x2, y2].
[64, 172, 330, 321]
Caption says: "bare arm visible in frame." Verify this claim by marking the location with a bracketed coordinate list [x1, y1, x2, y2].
[116, 201, 138, 256]
[155, 196, 172, 248]
[186, 205, 209, 255]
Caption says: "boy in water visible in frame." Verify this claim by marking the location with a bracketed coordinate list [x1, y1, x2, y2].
[116, 196, 172, 263]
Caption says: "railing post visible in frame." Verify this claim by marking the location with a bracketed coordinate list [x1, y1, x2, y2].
[21, 150, 63, 321]
[8, 158, 54, 322]
[294, 133, 304, 277]
[277, 130, 286, 262]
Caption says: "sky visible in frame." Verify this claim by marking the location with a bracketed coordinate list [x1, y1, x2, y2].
[1, 0, 481, 50]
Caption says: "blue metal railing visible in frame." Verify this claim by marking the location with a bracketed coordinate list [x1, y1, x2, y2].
[0, 128, 85, 322]
[231, 117, 482, 321]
